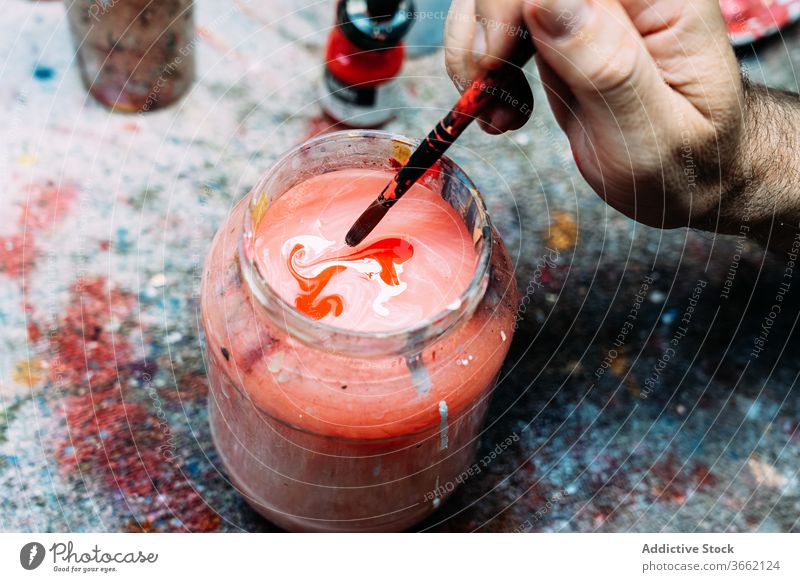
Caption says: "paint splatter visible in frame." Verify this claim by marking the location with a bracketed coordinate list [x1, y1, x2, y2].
[21, 181, 78, 232]
[12, 358, 44, 387]
[47, 277, 136, 388]
[438, 400, 449, 451]
[40, 277, 220, 531]
[646, 454, 718, 504]
[57, 383, 220, 531]
[747, 457, 788, 489]
[172, 371, 209, 400]
[33, 65, 55, 81]
[0, 233, 35, 278]
[0, 182, 78, 280]
[16, 153, 38, 166]
[287, 236, 413, 320]
[546, 210, 578, 251]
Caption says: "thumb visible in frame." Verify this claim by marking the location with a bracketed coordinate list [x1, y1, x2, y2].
[523, 0, 663, 127]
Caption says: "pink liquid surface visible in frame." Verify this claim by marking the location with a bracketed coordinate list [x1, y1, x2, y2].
[254, 169, 478, 332]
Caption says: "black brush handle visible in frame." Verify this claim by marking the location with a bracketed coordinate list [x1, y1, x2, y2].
[379, 41, 537, 207]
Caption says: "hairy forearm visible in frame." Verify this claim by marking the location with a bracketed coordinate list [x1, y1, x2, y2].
[719, 81, 800, 253]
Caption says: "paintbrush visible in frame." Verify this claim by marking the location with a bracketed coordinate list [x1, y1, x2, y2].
[345, 41, 536, 247]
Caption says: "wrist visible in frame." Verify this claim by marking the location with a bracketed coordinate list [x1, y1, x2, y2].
[686, 84, 748, 237]
[706, 78, 756, 236]
[724, 81, 800, 251]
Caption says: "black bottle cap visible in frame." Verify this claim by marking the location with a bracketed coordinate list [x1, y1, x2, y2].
[337, 0, 415, 51]
[366, 0, 399, 18]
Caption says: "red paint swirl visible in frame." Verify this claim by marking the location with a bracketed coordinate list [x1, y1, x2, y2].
[288, 237, 414, 320]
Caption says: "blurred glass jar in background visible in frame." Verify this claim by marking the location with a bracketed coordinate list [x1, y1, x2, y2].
[64, 0, 195, 112]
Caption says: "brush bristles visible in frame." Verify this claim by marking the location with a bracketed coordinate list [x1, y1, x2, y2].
[345, 200, 390, 247]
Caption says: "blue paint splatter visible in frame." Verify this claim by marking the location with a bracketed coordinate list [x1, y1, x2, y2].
[116, 227, 132, 254]
[661, 308, 680, 326]
[33, 66, 55, 81]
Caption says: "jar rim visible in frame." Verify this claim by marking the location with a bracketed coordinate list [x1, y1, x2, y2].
[238, 129, 492, 357]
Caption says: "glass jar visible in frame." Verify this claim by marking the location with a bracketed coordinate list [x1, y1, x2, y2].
[64, 0, 195, 112]
[201, 130, 519, 532]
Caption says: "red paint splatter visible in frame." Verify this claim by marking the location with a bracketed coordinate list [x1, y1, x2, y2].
[0, 232, 36, 278]
[691, 463, 717, 490]
[171, 371, 209, 401]
[24, 301, 42, 343]
[48, 277, 136, 388]
[47, 277, 220, 531]
[20, 181, 78, 232]
[0, 181, 78, 281]
[647, 454, 718, 504]
[57, 383, 220, 532]
[288, 237, 413, 320]
[124, 520, 159, 533]
[648, 454, 686, 503]
[591, 504, 615, 527]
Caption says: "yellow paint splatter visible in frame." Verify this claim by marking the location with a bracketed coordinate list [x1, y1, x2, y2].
[546, 210, 578, 251]
[626, 378, 641, 398]
[391, 142, 411, 166]
[610, 353, 628, 376]
[251, 192, 269, 227]
[16, 153, 38, 167]
[13, 357, 43, 387]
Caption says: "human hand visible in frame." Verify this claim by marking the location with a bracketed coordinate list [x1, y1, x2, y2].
[444, 0, 745, 230]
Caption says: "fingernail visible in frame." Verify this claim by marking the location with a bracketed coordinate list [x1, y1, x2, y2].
[534, 0, 590, 38]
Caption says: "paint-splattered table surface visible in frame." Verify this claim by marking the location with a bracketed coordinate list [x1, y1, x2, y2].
[2, 1, 799, 533]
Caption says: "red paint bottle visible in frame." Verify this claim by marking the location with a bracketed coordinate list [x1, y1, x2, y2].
[321, 0, 415, 128]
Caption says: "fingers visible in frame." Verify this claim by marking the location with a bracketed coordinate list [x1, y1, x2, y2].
[472, 0, 528, 70]
[619, 0, 726, 38]
[619, 0, 742, 123]
[478, 66, 535, 134]
[444, 0, 478, 92]
[535, 54, 576, 133]
[472, 1, 535, 132]
[445, 0, 536, 133]
[522, 0, 664, 129]
[446, 0, 527, 82]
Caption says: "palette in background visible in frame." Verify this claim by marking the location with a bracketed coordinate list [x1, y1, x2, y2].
[721, 0, 800, 45]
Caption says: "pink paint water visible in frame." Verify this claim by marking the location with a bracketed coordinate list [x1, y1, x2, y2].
[253, 169, 478, 332]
